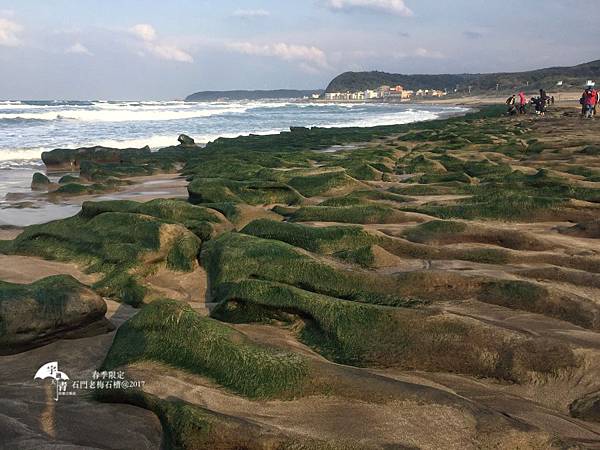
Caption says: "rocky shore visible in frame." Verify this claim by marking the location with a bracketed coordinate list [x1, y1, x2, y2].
[1, 107, 600, 449]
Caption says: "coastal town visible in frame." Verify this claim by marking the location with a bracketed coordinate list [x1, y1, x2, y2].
[320, 84, 447, 102]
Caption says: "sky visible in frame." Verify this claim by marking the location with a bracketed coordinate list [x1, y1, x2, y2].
[0, 0, 598, 100]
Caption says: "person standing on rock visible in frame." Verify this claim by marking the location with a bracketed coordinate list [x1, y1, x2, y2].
[538, 89, 548, 116]
[581, 86, 597, 119]
[506, 94, 517, 115]
[518, 92, 527, 114]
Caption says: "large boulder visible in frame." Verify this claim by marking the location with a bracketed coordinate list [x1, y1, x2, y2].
[0, 275, 112, 354]
[9, 204, 203, 307]
[178, 134, 196, 147]
[30, 172, 54, 191]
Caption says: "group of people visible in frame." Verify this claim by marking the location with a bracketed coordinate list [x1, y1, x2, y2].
[505, 84, 599, 119]
[506, 89, 554, 116]
[580, 85, 599, 119]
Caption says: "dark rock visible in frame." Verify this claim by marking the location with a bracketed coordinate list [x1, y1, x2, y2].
[30, 172, 52, 191]
[178, 134, 196, 147]
[0, 275, 113, 354]
[570, 392, 600, 422]
[579, 145, 600, 156]
[49, 182, 112, 197]
[290, 126, 310, 133]
[58, 174, 80, 184]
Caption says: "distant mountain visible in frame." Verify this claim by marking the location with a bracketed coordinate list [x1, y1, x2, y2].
[185, 89, 322, 102]
[325, 60, 600, 93]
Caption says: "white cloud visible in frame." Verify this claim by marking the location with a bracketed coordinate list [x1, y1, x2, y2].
[129, 24, 193, 63]
[232, 9, 270, 18]
[227, 41, 328, 70]
[130, 23, 157, 42]
[324, 0, 413, 16]
[148, 43, 193, 63]
[391, 48, 445, 59]
[414, 47, 444, 58]
[0, 16, 23, 47]
[65, 42, 93, 56]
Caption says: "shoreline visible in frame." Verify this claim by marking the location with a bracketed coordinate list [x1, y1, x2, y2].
[303, 90, 585, 107]
[0, 103, 471, 227]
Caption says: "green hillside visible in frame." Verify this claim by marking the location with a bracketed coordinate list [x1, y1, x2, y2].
[325, 60, 600, 93]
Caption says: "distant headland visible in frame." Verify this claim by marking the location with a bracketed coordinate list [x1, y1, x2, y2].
[185, 89, 323, 102]
[325, 59, 600, 95]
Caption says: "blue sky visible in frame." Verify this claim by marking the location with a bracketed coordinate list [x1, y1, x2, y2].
[0, 0, 598, 99]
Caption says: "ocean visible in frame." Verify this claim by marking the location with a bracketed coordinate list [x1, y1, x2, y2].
[0, 99, 467, 225]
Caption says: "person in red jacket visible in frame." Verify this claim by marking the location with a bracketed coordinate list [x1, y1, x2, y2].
[582, 86, 598, 119]
[518, 91, 527, 114]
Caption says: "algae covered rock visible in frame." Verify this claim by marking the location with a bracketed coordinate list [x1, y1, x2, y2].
[287, 170, 364, 197]
[42, 145, 151, 171]
[177, 134, 196, 147]
[188, 178, 303, 205]
[80, 198, 230, 240]
[58, 174, 80, 184]
[7, 201, 203, 306]
[31, 172, 53, 191]
[102, 299, 308, 398]
[0, 275, 111, 354]
[52, 182, 109, 196]
[241, 219, 378, 254]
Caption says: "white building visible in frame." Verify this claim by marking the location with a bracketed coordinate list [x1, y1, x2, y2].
[364, 89, 378, 99]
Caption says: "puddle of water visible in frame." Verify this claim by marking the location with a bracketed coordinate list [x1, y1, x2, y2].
[0, 203, 81, 227]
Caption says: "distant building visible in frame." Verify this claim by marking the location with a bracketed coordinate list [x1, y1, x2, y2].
[388, 85, 413, 101]
[377, 85, 391, 98]
[401, 90, 414, 100]
[414, 88, 446, 98]
[324, 84, 436, 102]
